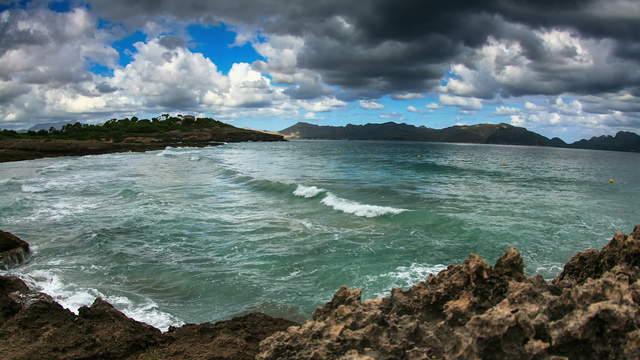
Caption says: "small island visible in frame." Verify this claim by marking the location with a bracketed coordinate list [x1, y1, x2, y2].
[0, 115, 284, 163]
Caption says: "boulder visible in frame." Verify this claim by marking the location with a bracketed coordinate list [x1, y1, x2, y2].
[0, 231, 30, 268]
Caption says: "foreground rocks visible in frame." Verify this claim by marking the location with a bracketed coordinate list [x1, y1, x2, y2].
[259, 225, 640, 360]
[2, 226, 640, 359]
[0, 231, 30, 268]
[0, 275, 296, 360]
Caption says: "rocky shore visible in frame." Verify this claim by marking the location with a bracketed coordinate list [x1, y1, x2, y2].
[0, 127, 284, 163]
[2, 225, 640, 359]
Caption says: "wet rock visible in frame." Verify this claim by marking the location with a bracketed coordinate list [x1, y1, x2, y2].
[0, 290, 162, 360]
[0, 231, 30, 268]
[0, 275, 296, 360]
[259, 225, 640, 360]
[131, 313, 296, 360]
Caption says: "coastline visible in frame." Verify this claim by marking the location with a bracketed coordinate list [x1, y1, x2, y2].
[1, 225, 640, 359]
[0, 127, 284, 163]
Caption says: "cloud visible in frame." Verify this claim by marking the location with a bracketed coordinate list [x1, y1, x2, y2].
[494, 106, 520, 115]
[86, 0, 640, 101]
[407, 105, 418, 113]
[392, 92, 424, 100]
[3, 0, 640, 135]
[524, 101, 544, 111]
[299, 96, 347, 112]
[426, 103, 441, 110]
[359, 100, 384, 110]
[439, 94, 483, 110]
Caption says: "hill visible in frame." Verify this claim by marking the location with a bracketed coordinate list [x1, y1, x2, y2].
[569, 131, 640, 152]
[279, 122, 640, 152]
[280, 122, 561, 146]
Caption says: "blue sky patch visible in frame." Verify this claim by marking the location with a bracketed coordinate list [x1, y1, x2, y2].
[187, 23, 264, 74]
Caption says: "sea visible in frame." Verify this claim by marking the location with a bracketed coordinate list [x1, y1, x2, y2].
[1, 140, 638, 330]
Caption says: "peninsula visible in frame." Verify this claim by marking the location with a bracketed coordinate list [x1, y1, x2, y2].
[0, 115, 284, 163]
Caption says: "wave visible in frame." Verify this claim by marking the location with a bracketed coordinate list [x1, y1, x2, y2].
[292, 185, 325, 198]
[208, 164, 407, 218]
[21, 184, 45, 193]
[0, 177, 18, 186]
[15, 270, 183, 332]
[320, 193, 408, 217]
[156, 147, 204, 158]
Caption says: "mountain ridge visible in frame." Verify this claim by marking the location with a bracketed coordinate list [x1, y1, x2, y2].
[279, 121, 640, 152]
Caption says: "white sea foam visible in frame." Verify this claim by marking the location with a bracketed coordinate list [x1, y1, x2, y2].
[368, 263, 448, 298]
[17, 270, 183, 331]
[21, 184, 45, 193]
[157, 147, 203, 157]
[293, 184, 325, 198]
[320, 193, 408, 217]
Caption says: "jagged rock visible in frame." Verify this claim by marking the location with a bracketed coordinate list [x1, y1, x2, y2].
[3, 225, 640, 359]
[0, 291, 162, 360]
[0, 231, 30, 268]
[0, 275, 296, 360]
[258, 225, 640, 360]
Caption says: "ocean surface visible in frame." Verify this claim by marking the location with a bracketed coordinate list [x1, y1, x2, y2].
[1, 140, 638, 330]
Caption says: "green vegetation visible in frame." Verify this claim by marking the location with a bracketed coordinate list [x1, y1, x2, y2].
[0, 114, 232, 141]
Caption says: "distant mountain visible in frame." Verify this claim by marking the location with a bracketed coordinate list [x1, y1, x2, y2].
[29, 122, 71, 131]
[569, 131, 640, 152]
[279, 122, 640, 152]
[280, 122, 561, 147]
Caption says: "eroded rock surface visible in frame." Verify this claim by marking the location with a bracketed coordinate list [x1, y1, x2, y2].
[258, 225, 640, 360]
[2, 226, 640, 359]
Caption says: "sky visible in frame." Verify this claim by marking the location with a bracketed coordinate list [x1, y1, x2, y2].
[0, 1, 639, 141]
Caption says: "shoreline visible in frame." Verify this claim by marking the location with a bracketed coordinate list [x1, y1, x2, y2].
[1, 225, 640, 359]
[0, 127, 284, 163]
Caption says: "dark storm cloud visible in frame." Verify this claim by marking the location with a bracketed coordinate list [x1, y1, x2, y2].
[78, 0, 640, 99]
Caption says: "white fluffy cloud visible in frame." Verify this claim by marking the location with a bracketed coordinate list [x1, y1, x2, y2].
[407, 105, 418, 113]
[391, 92, 424, 100]
[359, 100, 384, 110]
[494, 106, 520, 115]
[299, 96, 347, 112]
[438, 94, 482, 110]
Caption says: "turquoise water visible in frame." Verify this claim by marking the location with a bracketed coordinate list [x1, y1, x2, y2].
[0, 140, 638, 330]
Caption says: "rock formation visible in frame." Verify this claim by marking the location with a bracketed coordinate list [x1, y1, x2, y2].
[3, 226, 640, 359]
[258, 225, 640, 360]
[0, 274, 296, 360]
[0, 231, 30, 268]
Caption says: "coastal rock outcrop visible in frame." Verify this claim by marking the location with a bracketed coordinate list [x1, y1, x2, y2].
[2, 226, 640, 359]
[0, 231, 30, 268]
[258, 225, 640, 360]
[0, 276, 296, 360]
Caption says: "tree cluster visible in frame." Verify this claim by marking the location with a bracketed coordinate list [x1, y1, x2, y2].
[0, 115, 232, 141]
